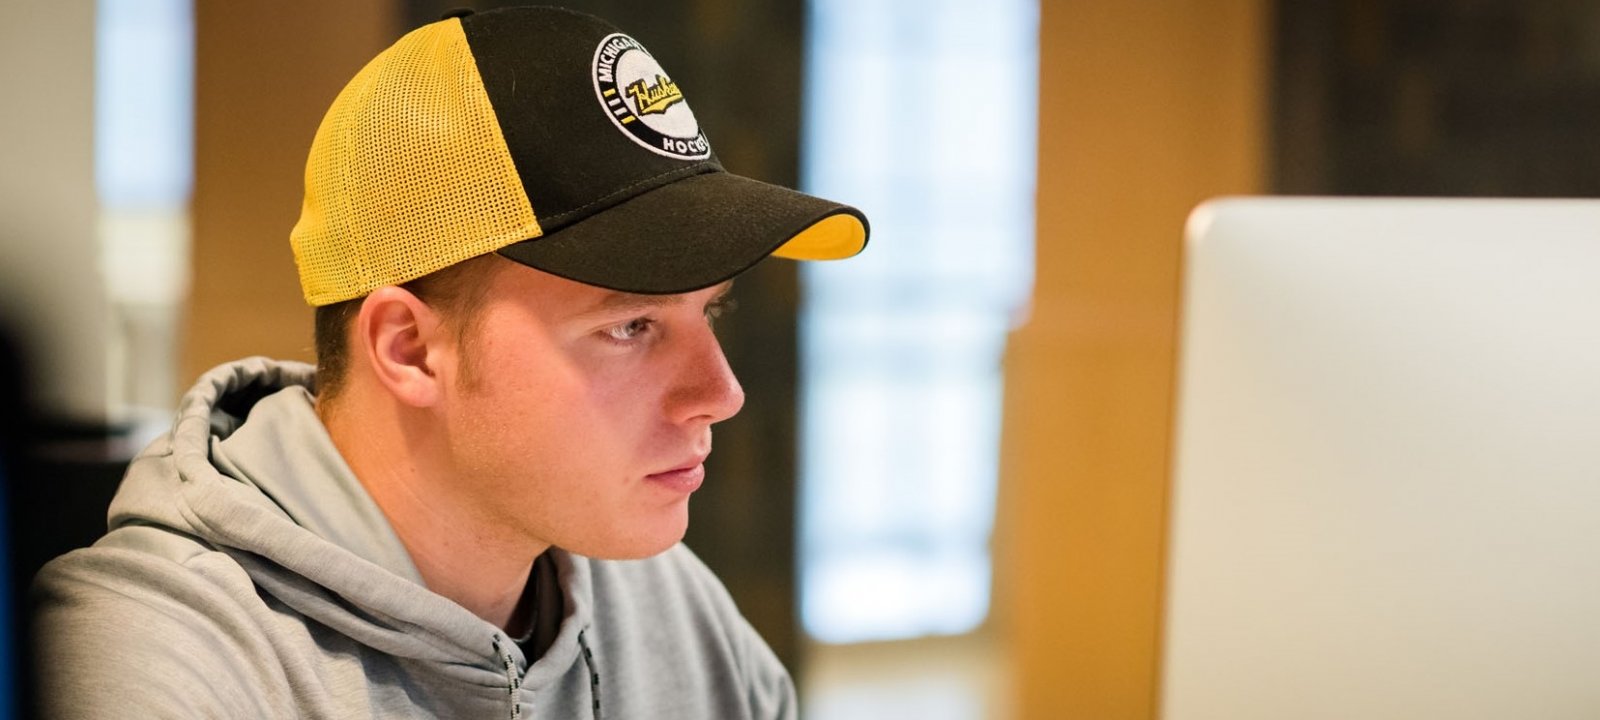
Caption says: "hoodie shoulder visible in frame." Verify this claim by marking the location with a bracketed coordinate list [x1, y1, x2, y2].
[32, 538, 297, 718]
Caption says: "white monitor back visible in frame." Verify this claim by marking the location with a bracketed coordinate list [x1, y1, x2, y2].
[1161, 197, 1600, 720]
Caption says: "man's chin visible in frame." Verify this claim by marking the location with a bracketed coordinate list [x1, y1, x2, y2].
[572, 512, 689, 560]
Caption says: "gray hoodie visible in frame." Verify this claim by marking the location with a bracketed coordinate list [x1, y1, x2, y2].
[33, 358, 796, 719]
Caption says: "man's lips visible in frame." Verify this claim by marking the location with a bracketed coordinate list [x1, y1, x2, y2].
[644, 456, 708, 493]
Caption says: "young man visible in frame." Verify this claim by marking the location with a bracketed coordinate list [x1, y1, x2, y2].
[32, 6, 866, 719]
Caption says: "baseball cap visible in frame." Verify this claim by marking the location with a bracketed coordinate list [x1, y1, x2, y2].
[290, 6, 869, 307]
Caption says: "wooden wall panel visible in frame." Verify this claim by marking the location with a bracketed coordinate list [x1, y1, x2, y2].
[186, 1, 398, 381]
[999, 2, 1268, 717]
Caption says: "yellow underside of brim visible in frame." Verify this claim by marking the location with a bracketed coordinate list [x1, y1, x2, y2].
[772, 213, 868, 261]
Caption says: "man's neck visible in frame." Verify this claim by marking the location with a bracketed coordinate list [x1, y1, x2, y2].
[320, 395, 545, 632]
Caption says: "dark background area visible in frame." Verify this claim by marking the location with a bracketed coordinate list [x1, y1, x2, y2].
[1275, 0, 1600, 196]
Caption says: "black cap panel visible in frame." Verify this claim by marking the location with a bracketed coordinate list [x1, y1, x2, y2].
[459, 8, 721, 231]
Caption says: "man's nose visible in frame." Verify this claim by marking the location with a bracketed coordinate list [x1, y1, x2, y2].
[669, 324, 745, 426]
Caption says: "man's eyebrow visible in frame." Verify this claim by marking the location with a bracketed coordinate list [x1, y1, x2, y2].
[585, 280, 735, 315]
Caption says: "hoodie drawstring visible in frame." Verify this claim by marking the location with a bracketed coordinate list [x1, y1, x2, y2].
[579, 629, 602, 719]
[491, 630, 601, 719]
[491, 634, 522, 720]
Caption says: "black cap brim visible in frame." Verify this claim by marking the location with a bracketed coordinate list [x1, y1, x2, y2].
[497, 171, 869, 295]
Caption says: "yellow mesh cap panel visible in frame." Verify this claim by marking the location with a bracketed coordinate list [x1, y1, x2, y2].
[290, 19, 541, 306]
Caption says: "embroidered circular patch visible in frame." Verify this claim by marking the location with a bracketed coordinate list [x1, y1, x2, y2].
[591, 33, 711, 160]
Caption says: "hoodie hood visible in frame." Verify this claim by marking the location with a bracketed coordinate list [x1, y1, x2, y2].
[105, 357, 596, 712]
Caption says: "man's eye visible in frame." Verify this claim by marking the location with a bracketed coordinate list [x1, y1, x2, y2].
[605, 317, 654, 342]
[705, 297, 737, 326]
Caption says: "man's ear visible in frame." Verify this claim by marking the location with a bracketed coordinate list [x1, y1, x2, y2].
[354, 286, 449, 408]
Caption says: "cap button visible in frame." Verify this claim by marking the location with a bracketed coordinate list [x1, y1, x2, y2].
[439, 8, 475, 20]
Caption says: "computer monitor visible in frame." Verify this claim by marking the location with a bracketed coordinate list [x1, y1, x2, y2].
[1161, 197, 1600, 719]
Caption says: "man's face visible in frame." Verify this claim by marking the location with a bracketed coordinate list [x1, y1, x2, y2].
[439, 261, 744, 560]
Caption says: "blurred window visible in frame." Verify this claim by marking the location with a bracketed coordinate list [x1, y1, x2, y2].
[798, 0, 1038, 643]
[96, 0, 193, 414]
[96, 0, 192, 211]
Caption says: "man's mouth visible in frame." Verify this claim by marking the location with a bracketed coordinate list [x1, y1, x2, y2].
[644, 455, 708, 493]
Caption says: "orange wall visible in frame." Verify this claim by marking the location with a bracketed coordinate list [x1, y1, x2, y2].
[185, 1, 397, 381]
[999, 1, 1267, 717]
